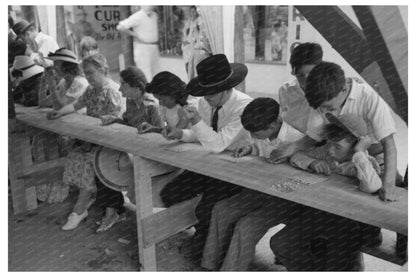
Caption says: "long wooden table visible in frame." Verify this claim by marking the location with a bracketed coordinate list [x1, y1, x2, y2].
[10, 105, 408, 270]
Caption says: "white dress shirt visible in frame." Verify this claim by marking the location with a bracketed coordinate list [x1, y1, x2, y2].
[181, 88, 253, 153]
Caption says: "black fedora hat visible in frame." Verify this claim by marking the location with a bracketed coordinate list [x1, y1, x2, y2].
[186, 54, 248, 97]
[12, 19, 35, 36]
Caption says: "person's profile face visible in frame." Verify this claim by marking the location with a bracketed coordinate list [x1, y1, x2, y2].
[292, 64, 316, 90]
[317, 88, 347, 116]
[119, 78, 140, 99]
[83, 63, 104, 87]
[204, 91, 225, 108]
[327, 138, 354, 163]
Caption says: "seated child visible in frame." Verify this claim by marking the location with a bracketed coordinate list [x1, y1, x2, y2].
[290, 113, 382, 193]
[270, 113, 383, 271]
[201, 98, 303, 271]
[138, 71, 191, 133]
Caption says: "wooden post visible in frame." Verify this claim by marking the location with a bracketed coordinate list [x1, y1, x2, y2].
[234, 5, 246, 93]
[132, 155, 157, 271]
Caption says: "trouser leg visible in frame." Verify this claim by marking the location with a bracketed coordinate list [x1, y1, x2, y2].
[201, 189, 267, 270]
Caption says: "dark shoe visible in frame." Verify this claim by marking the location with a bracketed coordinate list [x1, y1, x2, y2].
[361, 227, 383, 248]
[396, 233, 408, 260]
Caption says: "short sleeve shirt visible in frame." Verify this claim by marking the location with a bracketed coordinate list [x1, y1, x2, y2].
[74, 79, 123, 118]
[306, 78, 396, 142]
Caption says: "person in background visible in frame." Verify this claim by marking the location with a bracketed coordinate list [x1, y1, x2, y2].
[79, 36, 99, 59]
[139, 71, 192, 133]
[181, 6, 201, 77]
[46, 53, 124, 231]
[12, 19, 59, 67]
[38, 48, 88, 109]
[11, 55, 44, 106]
[117, 5, 160, 81]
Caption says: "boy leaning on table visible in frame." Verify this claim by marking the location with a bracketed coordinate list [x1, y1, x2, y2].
[200, 98, 304, 271]
[270, 113, 385, 271]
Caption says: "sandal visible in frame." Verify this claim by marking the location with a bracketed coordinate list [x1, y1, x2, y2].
[96, 213, 120, 233]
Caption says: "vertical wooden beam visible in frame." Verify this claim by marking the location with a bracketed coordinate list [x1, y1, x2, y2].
[132, 155, 157, 271]
[234, 5, 246, 93]
[55, 6, 67, 49]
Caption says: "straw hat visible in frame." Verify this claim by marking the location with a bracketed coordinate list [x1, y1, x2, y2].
[93, 147, 177, 191]
[12, 19, 34, 36]
[45, 48, 79, 64]
[11, 55, 44, 81]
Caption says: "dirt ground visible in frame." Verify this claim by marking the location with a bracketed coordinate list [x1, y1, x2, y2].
[8, 189, 407, 272]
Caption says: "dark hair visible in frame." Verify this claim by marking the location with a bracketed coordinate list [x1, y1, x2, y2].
[9, 15, 14, 28]
[9, 38, 27, 66]
[146, 71, 188, 106]
[325, 124, 357, 145]
[305, 62, 346, 109]
[120, 66, 147, 92]
[241, 97, 280, 132]
[289, 42, 323, 73]
[59, 61, 82, 77]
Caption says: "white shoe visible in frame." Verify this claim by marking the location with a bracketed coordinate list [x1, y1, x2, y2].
[61, 211, 88, 231]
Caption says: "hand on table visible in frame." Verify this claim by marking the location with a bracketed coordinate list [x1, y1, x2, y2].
[100, 115, 117, 126]
[379, 184, 398, 202]
[46, 110, 63, 120]
[309, 160, 332, 175]
[162, 126, 183, 140]
[137, 122, 160, 134]
[233, 145, 252, 157]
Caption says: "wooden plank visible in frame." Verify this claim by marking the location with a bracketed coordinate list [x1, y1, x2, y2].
[14, 106, 408, 235]
[24, 167, 64, 188]
[9, 132, 30, 214]
[142, 196, 201, 247]
[132, 155, 156, 271]
[361, 229, 407, 266]
[20, 157, 66, 178]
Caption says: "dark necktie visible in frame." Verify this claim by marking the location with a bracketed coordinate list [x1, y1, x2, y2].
[212, 106, 222, 132]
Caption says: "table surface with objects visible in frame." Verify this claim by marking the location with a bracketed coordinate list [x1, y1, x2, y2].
[10, 105, 408, 271]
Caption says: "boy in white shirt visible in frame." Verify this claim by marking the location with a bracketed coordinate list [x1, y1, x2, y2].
[201, 98, 302, 271]
[271, 113, 384, 271]
[304, 62, 398, 201]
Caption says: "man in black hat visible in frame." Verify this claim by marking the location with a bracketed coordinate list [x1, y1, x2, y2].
[159, 54, 253, 262]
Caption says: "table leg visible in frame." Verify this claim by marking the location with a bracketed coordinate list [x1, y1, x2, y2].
[132, 155, 157, 271]
[8, 128, 38, 214]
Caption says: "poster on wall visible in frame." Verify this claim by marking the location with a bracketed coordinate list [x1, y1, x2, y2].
[63, 5, 133, 74]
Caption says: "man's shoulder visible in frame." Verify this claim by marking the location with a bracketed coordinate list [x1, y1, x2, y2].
[233, 89, 253, 103]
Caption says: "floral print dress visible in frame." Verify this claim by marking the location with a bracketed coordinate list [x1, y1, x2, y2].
[63, 79, 124, 192]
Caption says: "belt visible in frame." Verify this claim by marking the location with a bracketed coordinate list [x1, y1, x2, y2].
[138, 41, 159, 45]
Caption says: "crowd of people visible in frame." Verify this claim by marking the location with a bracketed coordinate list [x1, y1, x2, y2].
[8, 6, 407, 272]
